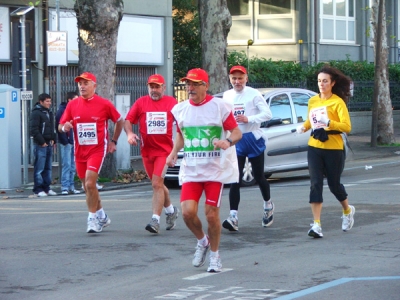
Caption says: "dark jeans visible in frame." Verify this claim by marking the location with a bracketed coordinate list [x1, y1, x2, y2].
[33, 144, 53, 194]
[307, 146, 347, 203]
[229, 153, 271, 210]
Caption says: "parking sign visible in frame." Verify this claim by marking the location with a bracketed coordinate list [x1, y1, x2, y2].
[11, 91, 17, 102]
[0, 107, 5, 118]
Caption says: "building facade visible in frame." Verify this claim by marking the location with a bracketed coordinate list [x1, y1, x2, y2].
[227, 0, 399, 65]
[0, 0, 173, 160]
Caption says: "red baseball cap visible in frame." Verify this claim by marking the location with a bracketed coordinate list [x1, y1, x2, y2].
[181, 68, 209, 84]
[74, 72, 97, 83]
[230, 66, 247, 74]
[147, 74, 165, 85]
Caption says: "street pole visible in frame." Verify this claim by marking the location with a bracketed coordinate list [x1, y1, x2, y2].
[247, 39, 253, 76]
[20, 14, 29, 184]
[10, 6, 34, 184]
[56, 0, 62, 180]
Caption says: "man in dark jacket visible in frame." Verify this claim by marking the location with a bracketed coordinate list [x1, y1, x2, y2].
[29, 93, 57, 196]
[55, 92, 80, 195]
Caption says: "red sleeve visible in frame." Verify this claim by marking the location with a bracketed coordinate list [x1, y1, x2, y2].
[223, 112, 238, 131]
[125, 99, 141, 124]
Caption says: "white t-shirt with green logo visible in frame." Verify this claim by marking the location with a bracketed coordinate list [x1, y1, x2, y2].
[172, 97, 239, 185]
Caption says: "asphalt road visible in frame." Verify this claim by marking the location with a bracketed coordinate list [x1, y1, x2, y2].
[1, 155, 400, 299]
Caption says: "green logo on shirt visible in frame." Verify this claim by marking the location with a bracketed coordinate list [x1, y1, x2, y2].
[182, 126, 222, 152]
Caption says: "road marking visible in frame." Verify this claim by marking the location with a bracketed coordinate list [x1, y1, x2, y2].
[183, 268, 233, 280]
[275, 276, 400, 300]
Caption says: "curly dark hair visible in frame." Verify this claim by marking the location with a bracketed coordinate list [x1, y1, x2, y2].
[317, 65, 352, 104]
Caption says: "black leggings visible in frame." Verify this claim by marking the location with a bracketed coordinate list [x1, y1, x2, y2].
[229, 153, 271, 210]
[307, 146, 347, 203]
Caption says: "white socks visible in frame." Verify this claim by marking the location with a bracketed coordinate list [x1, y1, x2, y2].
[165, 204, 174, 214]
[264, 200, 273, 210]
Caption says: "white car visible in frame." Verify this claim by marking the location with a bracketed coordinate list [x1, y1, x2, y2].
[165, 88, 348, 186]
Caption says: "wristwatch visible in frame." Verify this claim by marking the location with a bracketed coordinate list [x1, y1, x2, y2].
[226, 138, 233, 146]
[111, 139, 118, 145]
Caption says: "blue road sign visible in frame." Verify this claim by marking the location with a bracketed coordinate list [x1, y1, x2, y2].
[11, 91, 18, 102]
[0, 107, 5, 118]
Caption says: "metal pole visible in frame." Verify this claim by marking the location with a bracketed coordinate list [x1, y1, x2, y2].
[20, 14, 29, 184]
[56, 0, 62, 181]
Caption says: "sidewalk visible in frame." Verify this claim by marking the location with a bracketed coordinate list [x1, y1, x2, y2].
[1, 132, 399, 199]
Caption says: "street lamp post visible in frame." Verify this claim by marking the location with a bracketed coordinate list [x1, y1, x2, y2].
[10, 6, 34, 184]
[247, 39, 253, 74]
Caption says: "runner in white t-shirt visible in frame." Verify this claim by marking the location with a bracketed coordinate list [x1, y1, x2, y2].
[167, 68, 242, 273]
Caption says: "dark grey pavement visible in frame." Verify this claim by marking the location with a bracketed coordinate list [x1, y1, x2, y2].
[1, 130, 400, 300]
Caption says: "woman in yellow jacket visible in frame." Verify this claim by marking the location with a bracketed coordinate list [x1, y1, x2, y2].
[297, 65, 355, 238]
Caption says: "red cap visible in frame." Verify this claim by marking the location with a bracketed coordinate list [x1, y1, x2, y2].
[181, 68, 209, 83]
[230, 66, 247, 74]
[74, 72, 97, 83]
[147, 74, 165, 85]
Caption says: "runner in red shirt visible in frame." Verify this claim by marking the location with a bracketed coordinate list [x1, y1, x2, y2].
[59, 72, 124, 233]
[124, 74, 179, 234]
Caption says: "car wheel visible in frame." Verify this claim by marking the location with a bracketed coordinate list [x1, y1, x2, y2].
[241, 157, 256, 187]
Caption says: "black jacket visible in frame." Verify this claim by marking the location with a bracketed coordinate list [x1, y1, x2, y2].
[55, 102, 74, 145]
[30, 103, 57, 145]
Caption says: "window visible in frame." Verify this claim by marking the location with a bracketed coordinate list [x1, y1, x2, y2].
[269, 93, 292, 125]
[320, 0, 355, 43]
[227, 0, 294, 45]
[291, 93, 311, 123]
[227, 0, 249, 16]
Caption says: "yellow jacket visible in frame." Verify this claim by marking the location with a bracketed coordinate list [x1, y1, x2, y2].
[303, 94, 351, 150]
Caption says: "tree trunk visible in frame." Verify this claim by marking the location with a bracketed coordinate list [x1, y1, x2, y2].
[74, 0, 124, 178]
[370, 0, 395, 145]
[198, 0, 232, 95]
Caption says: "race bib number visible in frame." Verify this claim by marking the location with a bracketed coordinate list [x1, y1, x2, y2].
[77, 123, 98, 145]
[310, 106, 328, 129]
[233, 103, 245, 118]
[147, 112, 167, 134]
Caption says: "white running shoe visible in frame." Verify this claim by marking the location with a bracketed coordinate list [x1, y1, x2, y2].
[192, 243, 210, 267]
[165, 206, 179, 230]
[342, 205, 355, 231]
[308, 223, 323, 238]
[98, 214, 111, 229]
[222, 214, 239, 231]
[71, 189, 81, 194]
[262, 202, 274, 227]
[47, 190, 57, 196]
[87, 218, 102, 233]
[37, 191, 48, 197]
[207, 254, 222, 273]
[96, 183, 103, 190]
[61, 190, 69, 195]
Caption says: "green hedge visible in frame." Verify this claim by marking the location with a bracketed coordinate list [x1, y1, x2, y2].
[228, 50, 400, 83]
[227, 50, 400, 111]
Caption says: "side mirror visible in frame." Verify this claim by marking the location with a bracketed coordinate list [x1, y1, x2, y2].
[261, 117, 283, 128]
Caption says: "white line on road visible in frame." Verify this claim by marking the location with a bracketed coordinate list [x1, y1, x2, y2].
[183, 268, 233, 280]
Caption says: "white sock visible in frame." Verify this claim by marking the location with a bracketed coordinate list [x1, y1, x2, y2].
[230, 210, 238, 218]
[198, 235, 209, 247]
[264, 200, 273, 210]
[210, 250, 219, 257]
[88, 212, 96, 220]
[164, 204, 174, 214]
[152, 214, 160, 222]
[96, 208, 105, 219]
